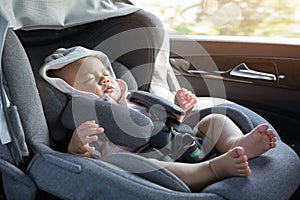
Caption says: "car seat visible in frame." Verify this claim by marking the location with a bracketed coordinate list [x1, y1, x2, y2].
[1, 9, 300, 200]
[1, 16, 194, 200]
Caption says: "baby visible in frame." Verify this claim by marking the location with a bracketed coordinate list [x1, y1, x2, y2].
[41, 46, 276, 191]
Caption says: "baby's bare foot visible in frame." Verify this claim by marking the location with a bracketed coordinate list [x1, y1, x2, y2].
[209, 146, 251, 179]
[232, 124, 276, 159]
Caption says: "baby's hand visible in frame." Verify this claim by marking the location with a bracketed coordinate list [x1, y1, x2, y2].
[67, 120, 104, 156]
[174, 88, 197, 112]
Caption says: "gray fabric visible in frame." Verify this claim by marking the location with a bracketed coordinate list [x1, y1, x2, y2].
[28, 149, 223, 200]
[0, 27, 39, 199]
[202, 141, 300, 200]
[0, 0, 140, 30]
[7, 105, 29, 157]
[36, 77, 71, 152]
[0, 145, 14, 164]
[0, 20, 36, 200]
[102, 152, 191, 192]
[2, 29, 50, 152]
[129, 90, 185, 119]
[112, 61, 138, 90]
[61, 96, 154, 148]
[0, 159, 36, 200]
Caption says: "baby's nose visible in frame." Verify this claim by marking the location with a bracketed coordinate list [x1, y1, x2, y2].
[100, 77, 110, 85]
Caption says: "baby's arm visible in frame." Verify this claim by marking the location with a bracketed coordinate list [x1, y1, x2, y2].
[174, 88, 197, 113]
[67, 120, 104, 157]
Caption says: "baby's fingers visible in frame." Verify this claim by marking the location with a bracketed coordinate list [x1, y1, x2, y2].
[77, 120, 99, 130]
[84, 145, 95, 152]
[77, 121, 104, 137]
[80, 135, 99, 145]
[79, 127, 104, 137]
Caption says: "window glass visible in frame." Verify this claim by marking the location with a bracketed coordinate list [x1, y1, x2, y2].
[131, 0, 300, 39]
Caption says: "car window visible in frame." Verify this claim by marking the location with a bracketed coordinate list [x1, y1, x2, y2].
[131, 0, 300, 42]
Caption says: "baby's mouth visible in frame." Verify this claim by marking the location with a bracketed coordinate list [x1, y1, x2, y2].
[104, 86, 114, 93]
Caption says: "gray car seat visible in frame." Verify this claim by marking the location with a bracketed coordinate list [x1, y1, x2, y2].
[1, 17, 193, 200]
[0, 18, 37, 200]
[1, 9, 300, 200]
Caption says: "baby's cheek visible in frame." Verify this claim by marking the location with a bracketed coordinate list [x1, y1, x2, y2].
[95, 87, 104, 97]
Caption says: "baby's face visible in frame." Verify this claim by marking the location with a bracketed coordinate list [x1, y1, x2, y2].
[70, 56, 121, 101]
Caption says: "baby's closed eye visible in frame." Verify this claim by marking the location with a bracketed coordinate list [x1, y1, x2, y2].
[82, 74, 97, 83]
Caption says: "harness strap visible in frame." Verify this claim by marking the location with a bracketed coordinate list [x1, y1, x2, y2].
[129, 90, 216, 162]
[128, 90, 185, 121]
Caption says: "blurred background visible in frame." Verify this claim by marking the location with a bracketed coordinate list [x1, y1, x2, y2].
[131, 0, 300, 39]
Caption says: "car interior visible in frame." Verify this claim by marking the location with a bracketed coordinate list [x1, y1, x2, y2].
[0, 0, 300, 199]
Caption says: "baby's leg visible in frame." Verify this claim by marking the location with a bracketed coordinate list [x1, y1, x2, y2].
[150, 146, 250, 192]
[194, 114, 276, 159]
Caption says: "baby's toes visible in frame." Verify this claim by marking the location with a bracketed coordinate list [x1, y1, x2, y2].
[267, 129, 276, 139]
[266, 130, 277, 147]
[270, 136, 276, 143]
[270, 142, 276, 148]
[230, 146, 245, 158]
[256, 124, 269, 133]
[234, 154, 248, 164]
[238, 167, 252, 176]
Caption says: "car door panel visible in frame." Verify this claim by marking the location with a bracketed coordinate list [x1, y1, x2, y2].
[170, 36, 300, 151]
